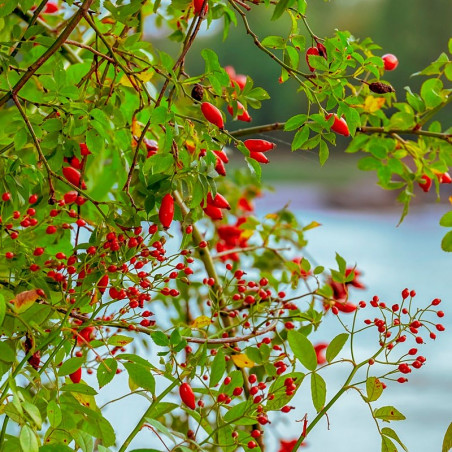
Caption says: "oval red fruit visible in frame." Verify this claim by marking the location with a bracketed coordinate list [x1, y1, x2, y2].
[244, 139, 275, 153]
[69, 367, 82, 383]
[418, 174, 432, 193]
[203, 204, 223, 220]
[306, 46, 320, 72]
[250, 152, 269, 164]
[159, 194, 174, 229]
[201, 102, 224, 129]
[207, 193, 230, 210]
[193, 0, 208, 15]
[227, 102, 251, 122]
[62, 167, 87, 189]
[179, 382, 196, 409]
[326, 113, 350, 137]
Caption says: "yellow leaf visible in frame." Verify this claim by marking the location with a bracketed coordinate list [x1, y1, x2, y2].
[449, 195, 452, 204]
[128, 376, 139, 392]
[11, 289, 42, 313]
[265, 213, 278, 220]
[240, 229, 254, 240]
[132, 117, 142, 138]
[191, 316, 212, 329]
[303, 221, 322, 231]
[231, 354, 254, 368]
[364, 96, 385, 113]
[72, 391, 97, 409]
[120, 71, 153, 88]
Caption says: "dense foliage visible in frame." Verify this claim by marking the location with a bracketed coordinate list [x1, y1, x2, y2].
[0, 0, 451, 451]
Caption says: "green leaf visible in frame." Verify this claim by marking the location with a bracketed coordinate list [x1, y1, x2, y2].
[310, 372, 326, 412]
[382, 427, 408, 452]
[0, 341, 15, 363]
[266, 371, 304, 411]
[420, 78, 444, 108]
[20, 425, 39, 452]
[271, 0, 292, 20]
[449, 38, 452, 54]
[0, 293, 5, 327]
[210, 349, 225, 387]
[224, 401, 255, 425]
[124, 362, 155, 393]
[325, 333, 348, 362]
[287, 330, 317, 371]
[22, 401, 42, 429]
[284, 114, 307, 132]
[97, 358, 117, 388]
[151, 331, 170, 346]
[319, 140, 329, 166]
[441, 231, 452, 252]
[0, 0, 17, 17]
[47, 400, 62, 428]
[107, 335, 134, 346]
[439, 211, 452, 227]
[442, 422, 452, 452]
[261, 36, 286, 49]
[291, 126, 309, 150]
[143, 418, 175, 441]
[60, 383, 98, 395]
[366, 377, 384, 402]
[381, 435, 398, 452]
[58, 357, 84, 376]
[374, 406, 406, 422]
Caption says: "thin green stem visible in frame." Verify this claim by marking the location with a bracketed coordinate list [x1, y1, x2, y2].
[118, 379, 179, 452]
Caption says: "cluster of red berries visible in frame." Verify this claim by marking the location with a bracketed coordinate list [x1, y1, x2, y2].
[359, 289, 445, 382]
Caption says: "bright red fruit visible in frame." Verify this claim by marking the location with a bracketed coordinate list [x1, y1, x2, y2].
[62, 167, 87, 189]
[179, 382, 196, 409]
[77, 326, 95, 345]
[69, 367, 82, 383]
[201, 102, 224, 129]
[438, 172, 452, 184]
[244, 139, 275, 153]
[213, 149, 229, 163]
[207, 193, 230, 210]
[227, 102, 251, 122]
[418, 174, 432, 192]
[215, 157, 226, 176]
[306, 46, 320, 72]
[250, 152, 269, 164]
[203, 204, 223, 220]
[382, 53, 398, 71]
[79, 143, 91, 156]
[97, 274, 109, 294]
[193, 0, 208, 15]
[43, 2, 59, 13]
[326, 113, 350, 137]
[159, 194, 174, 229]
[314, 342, 328, 365]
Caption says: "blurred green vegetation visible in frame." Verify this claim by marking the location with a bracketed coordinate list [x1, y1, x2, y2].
[147, 0, 452, 183]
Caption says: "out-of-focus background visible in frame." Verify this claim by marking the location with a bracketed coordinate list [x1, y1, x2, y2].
[116, 1, 452, 450]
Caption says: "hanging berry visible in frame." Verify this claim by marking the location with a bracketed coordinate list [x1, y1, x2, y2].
[201, 102, 224, 129]
[244, 139, 275, 153]
[179, 382, 196, 409]
[62, 167, 87, 189]
[326, 113, 350, 137]
[159, 194, 174, 229]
